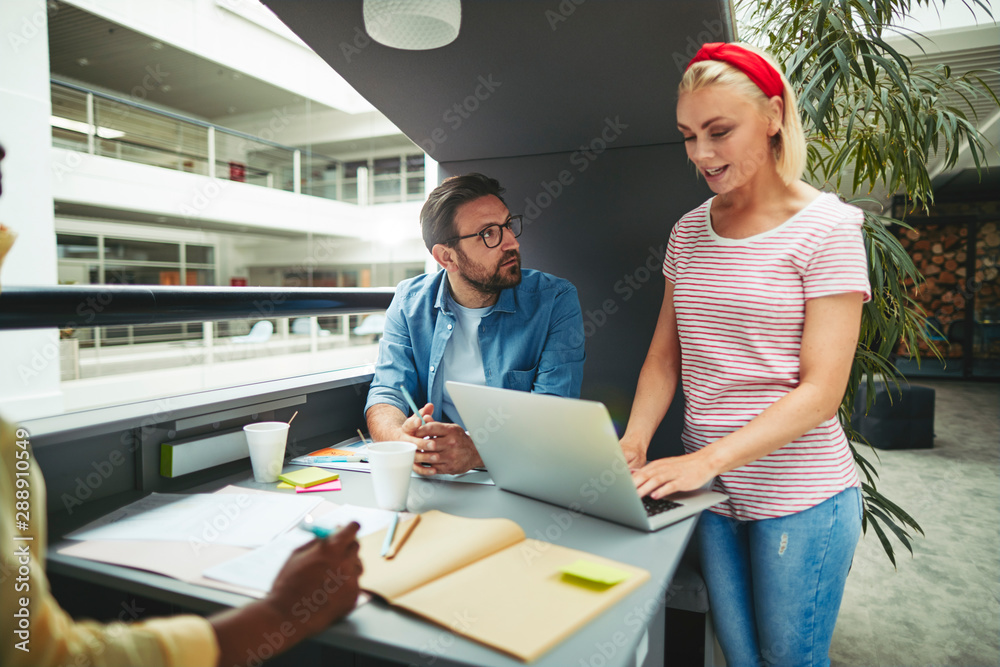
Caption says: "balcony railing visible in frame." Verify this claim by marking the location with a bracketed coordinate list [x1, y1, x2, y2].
[0, 285, 395, 330]
[1, 286, 396, 411]
[50, 79, 422, 204]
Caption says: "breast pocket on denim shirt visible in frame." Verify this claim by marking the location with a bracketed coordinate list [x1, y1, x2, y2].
[503, 368, 537, 392]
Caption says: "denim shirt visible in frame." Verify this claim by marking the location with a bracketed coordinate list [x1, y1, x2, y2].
[364, 268, 585, 422]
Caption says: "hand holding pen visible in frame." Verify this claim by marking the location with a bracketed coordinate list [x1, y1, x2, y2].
[397, 385, 484, 476]
[270, 521, 362, 635]
[399, 384, 428, 426]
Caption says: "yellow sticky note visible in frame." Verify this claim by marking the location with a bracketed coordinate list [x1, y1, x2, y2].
[277, 467, 339, 488]
[559, 560, 630, 586]
[276, 482, 294, 489]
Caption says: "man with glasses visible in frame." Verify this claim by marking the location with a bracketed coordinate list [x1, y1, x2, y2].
[365, 173, 585, 475]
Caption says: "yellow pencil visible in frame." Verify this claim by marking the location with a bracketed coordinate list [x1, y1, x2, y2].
[385, 514, 421, 559]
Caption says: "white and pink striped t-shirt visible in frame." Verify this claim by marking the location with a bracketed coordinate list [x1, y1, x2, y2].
[662, 193, 871, 521]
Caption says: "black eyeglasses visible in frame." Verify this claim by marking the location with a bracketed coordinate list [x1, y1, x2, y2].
[442, 215, 523, 249]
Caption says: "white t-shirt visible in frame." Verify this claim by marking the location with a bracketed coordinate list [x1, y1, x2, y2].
[663, 193, 871, 521]
[440, 295, 494, 428]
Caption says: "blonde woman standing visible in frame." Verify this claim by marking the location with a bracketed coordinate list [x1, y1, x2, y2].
[621, 44, 870, 666]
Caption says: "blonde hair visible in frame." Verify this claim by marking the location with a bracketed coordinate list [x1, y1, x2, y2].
[678, 43, 806, 186]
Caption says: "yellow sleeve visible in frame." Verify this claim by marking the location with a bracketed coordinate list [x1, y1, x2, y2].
[1, 417, 221, 667]
[0, 223, 16, 269]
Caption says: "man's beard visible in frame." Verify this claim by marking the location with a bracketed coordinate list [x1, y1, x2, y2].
[455, 247, 522, 295]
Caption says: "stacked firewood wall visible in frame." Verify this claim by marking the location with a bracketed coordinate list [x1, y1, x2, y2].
[894, 201, 999, 360]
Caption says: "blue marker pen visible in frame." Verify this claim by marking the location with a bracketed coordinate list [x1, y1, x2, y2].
[399, 384, 427, 425]
[298, 517, 338, 539]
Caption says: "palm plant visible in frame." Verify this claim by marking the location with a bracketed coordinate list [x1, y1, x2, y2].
[738, 0, 998, 565]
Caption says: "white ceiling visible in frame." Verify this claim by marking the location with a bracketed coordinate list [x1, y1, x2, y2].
[48, 1, 320, 121]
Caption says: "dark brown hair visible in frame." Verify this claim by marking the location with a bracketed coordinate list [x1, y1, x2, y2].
[420, 173, 506, 252]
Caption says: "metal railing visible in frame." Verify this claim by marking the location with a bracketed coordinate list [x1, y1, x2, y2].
[51, 80, 353, 202]
[1, 285, 395, 410]
[0, 285, 395, 330]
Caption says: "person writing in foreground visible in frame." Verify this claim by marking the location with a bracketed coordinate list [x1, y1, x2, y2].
[365, 173, 585, 475]
[0, 141, 362, 667]
[619, 44, 870, 666]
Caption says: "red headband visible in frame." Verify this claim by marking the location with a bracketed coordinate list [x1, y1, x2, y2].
[686, 42, 784, 99]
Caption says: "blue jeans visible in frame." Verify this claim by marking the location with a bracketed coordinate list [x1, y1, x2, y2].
[698, 487, 862, 667]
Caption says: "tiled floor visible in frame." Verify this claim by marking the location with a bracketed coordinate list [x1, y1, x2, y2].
[830, 380, 1000, 667]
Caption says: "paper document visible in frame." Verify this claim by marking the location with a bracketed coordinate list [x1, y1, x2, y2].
[67, 492, 322, 548]
[202, 504, 402, 592]
[202, 529, 315, 592]
[313, 503, 401, 537]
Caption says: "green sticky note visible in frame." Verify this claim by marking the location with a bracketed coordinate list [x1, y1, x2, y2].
[559, 560, 630, 586]
[277, 467, 339, 488]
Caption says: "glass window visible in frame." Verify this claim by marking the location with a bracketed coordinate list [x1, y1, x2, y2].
[374, 178, 401, 198]
[186, 244, 215, 265]
[373, 157, 401, 176]
[185, 269, 216, 286]
[57, 262, 98, 285]
[282, 271, 310, 287]
[406, 154, 425, 173]
[341, 181, 358, 203]
[344, 160, 367, 178]
[104, 238, 179, 263]
[311, 270, 340, 288]
[104, 265, 179, 285]
[57, 234, 99, 259]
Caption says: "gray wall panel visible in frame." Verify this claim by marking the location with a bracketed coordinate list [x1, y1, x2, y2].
[267, 0, 733, 162]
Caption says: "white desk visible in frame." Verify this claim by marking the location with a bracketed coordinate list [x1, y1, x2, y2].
[48, 468, 698, 667]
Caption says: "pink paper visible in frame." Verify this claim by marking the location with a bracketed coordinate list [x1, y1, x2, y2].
[295, 479, 342, 493]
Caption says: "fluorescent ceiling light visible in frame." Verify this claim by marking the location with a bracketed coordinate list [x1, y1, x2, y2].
[50, 115, 125, 139]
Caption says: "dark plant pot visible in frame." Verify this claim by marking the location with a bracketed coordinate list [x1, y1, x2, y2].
[851, 382, 936, 450]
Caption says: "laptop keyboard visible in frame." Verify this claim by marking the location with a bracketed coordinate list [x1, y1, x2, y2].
[642, 495, 682, 517]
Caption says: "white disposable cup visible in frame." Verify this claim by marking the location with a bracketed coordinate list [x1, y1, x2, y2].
[367, 441, 417, 511]
[244, 422, 289, 483]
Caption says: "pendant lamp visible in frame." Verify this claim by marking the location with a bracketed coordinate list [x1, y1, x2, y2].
[363, 0, 461, 50]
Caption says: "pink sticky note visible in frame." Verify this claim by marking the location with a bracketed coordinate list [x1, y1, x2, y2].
[295, 479, 342, 493]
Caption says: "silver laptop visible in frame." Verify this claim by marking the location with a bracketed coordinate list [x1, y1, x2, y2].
[446, 381, 727, 532]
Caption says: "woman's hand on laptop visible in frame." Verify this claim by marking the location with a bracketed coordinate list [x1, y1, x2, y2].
[402, 408, 485, 475]
[632, 451, 716, 499]
[619, 435, 648, 469]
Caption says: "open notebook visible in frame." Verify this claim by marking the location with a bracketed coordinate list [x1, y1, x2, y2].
[358, 510, 650, 663]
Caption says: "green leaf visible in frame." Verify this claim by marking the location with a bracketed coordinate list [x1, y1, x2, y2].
[868, 515, 898, 568]
[865, 484, 925, 533]
[816, 69, 843, 125]
[853, 0, 880, 24]
[832, 44, 851, 80]
[869, 34, 911, 77]
[868, 505, 916, 555]
[828, 6, 845, 30]
[863, 52, 911, 102]
[856, 40, 879, 89]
